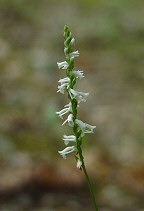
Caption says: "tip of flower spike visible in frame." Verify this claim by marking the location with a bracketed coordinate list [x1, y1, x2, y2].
[64, 25, 71, 38]
[64, 25, 69, 31]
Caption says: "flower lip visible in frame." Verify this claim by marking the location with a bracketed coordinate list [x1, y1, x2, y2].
[76, 119, 96, 136]
[58, 77, 70, 83]
[57, 61, 69, 69]
[63, 135, 76, 145]
[62, 113, 74, 127]
[69, 50, 80, 59]
[56, 103, 72, 119]
[58, 146, 76, 159]
[71, 70, 84, 79]
[57, 77, 70, 94]
[69, 89, 89, 103]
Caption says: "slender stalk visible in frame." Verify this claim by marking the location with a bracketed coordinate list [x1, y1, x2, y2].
[73, 108, 98, 210]
[82, 159, 99, 211]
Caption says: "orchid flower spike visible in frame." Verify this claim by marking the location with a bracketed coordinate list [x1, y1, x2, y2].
[56, 25, 96, 168]
[56, 26, 99, 211]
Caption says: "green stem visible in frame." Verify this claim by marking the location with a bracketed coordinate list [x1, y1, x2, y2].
[81, 154, 99, 211]
[71, 100, 98, 210]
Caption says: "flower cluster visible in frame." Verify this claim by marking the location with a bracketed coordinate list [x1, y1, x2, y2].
[56, 25, 96, 168]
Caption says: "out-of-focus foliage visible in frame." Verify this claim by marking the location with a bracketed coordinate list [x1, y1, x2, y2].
[0, 0, 144, 210]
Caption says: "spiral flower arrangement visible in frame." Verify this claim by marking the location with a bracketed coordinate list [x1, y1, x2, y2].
[56, 25, 98, 210]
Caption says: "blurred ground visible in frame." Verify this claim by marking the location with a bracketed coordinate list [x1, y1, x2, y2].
[0, 0, 144, 210]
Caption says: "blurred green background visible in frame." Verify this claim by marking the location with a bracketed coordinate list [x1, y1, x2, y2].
[0, 0, 144, 210]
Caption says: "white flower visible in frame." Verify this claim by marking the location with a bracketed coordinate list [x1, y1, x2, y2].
[71, 70, 84, 79]
[76, 119, 96, 136]
[63, 135, 76, 145]
[58, 77, 70, 83]
[70, 38, 75, 45]
[56, 103, 72, 119]
[57, 77, 70, 94]
[58, 146, 76, 159]
[69, 50, 79, 59]
[77, 159, 82, 169]
[57, 61, 69, 69]
[62, 113, 74, 127]
[69, 89, 89, 103]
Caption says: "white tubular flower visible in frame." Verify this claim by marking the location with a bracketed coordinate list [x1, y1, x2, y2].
[70, 37, 75, 45]
[57, 61, 69, 69]
[62, 113, 74, 127]
[64, 102, 72, 108]
[69, 88, 89, 103]
[57, 77, 70, 94]
[69, 50, 80, 59]
[77, 159, 82, 169]
[76, 119, 96, 136]
[56, 103, 72, 119]
[71, 70, 84, 79]
[58, 77, 70, 83]
[58, 146, 76, 159]
[63, 135, 76, 145]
